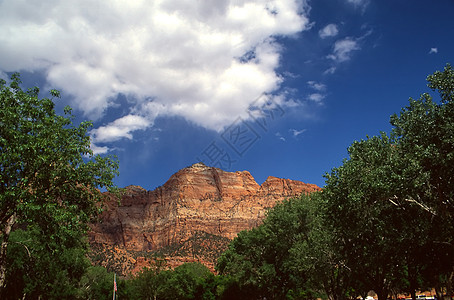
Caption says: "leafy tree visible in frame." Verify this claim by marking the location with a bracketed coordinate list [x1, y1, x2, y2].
[389, 63, 454, 297]
[322, 133, 421, 300]
[320, 64, 454, 299]
[216, 195, 316, 300]
[288, 192, 358, 300]
[0, 73, 119, 295]
[160, 262, 213, 300]
[390, 64, 454, 230]
[130, 258, 168, 300]
[77, 265, 116, 300]
[3, 227, 90, 300]
[215, 64, 454, 300]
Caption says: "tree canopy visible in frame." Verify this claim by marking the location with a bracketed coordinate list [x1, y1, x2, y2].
[215, 64, 454, 300]
[0, 73, 119, 297]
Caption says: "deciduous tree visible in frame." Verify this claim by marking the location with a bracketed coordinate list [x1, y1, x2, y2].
[0, 73, 119, 295]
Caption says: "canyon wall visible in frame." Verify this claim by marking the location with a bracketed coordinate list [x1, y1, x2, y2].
[88, 163, 321, 275]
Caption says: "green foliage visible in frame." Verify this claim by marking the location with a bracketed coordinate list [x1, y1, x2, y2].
[216, 195, 318, 300]
[322, 133, 412, 299]
[288, 192, 356, 300]
[77, 266, 116, 300]
[128, 258, 168, 300]
[215, 64, 454, 300]
[0, 73, 119, 296]
[390, 64, 454, 227]
[4, 228, 90, 300]
[161, 262, 213, 300]
[388, 63, 454, 297]
[320, 63, 454, 300]
[126, 262, 216, 300]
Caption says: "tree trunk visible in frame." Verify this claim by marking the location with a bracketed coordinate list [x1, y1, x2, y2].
[448, 271, 454, 300]
[376, 286, 390, 300]
[434, 286, 442, 300]
[0, 213, 17, 293]
[411, 289, 416, 300]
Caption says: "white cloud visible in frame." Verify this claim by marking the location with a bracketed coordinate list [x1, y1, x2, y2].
[319, 24, 339, 39]
[324, 67, 337, 75]
[275, 132, 286, 142]
[307, 81, 326, 91]
[327, 38, 360, 62]
[347, 0, 365, 5]
[308, 93, 325, 103]
[307, 81, 326, 104]
[0, 0, 310, 136]
[290, 128, 306, 137]
[91, 114, 151, 144]
[90, 144, 110, 155]
[346, 0, 370, 11]
[429, 47, 438, 54]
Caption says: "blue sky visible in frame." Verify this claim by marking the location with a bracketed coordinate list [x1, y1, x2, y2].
[1, 0, 453, 189]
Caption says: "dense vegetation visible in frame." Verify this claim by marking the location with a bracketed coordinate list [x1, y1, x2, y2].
[1, 64, 453, 299]
[217, 64, 454, 300]
[0, 74, 119, 299]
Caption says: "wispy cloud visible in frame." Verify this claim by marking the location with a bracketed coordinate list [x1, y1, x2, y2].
[346, 0, 370, 12]
[307, 81, 326, 91]
[290, 128, 306, 137]
[275, 132, 286, 142]
[307, 81, 326, 104]
[319, 24, 339, 39]
[0, 0, 310, 135]
[347, 0, 367, 5]
[327, 37, 360, 62]
[324, 67, 337, 75]
[429, 47, 438, 54]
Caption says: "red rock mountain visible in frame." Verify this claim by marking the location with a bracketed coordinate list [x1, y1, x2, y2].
[88, 163, 321, 275]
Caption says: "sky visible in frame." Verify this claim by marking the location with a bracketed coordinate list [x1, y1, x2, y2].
[1, 0, 453, 189]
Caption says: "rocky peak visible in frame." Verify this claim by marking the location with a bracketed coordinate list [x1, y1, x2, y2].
[89, 163, 321, 275]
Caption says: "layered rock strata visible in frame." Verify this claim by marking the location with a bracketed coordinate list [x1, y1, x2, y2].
[89, 163, 320, 275]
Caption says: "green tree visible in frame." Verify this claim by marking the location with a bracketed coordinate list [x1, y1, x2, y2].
[4, 227, 91, 300]
[216, 195, 316, 300]
[2, 229, 89, 299]
[0, 73, 119, 295]
[160, 262, 213, 300]
[389, 63, 454, 297]
[77, 266, 116, 300]
[322, 133, 416, 300]
[130, 258, 168, 300]
[288, 192, 358, 300]
[320, 64, 454, 299]
[390, 64, 454, 230]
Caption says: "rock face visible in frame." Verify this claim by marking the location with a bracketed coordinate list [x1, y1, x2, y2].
[88, 163, 321, 275]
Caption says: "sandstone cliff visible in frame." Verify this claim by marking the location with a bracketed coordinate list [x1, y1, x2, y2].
[88, 163, 320, 275]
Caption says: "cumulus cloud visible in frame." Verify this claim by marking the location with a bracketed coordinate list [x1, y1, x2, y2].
[429, 47, 438, 54]
[327, 38, 360, 62]
[90, 115, 151, 152]
[319, 24, 339, 39]
[0, 0, 310, 144]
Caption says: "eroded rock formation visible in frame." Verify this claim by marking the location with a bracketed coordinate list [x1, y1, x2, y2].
[88, 163, 320, 275]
